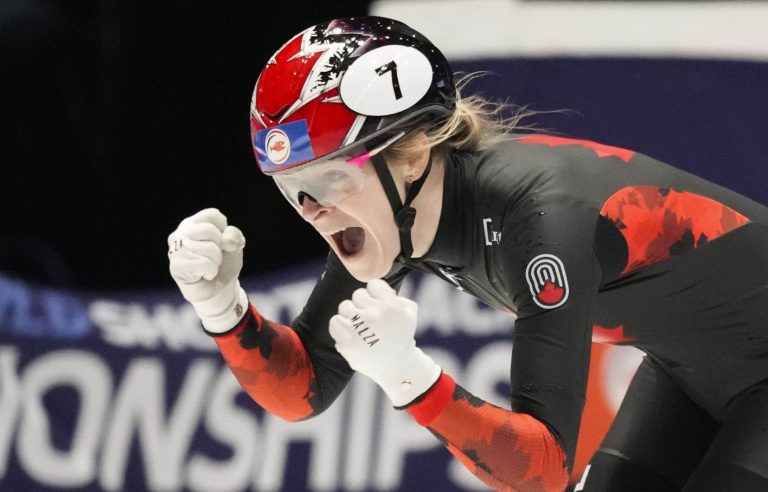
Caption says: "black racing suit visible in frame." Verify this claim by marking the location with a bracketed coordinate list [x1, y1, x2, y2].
[213, 135, 768, 491]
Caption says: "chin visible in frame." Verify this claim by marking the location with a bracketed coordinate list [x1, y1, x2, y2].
[320, 227, 398, 282]
[331, 238, 396, 282]
[339, 252, 393, 282]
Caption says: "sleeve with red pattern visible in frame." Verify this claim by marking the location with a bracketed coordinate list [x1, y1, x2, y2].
[210, 251, 411, 421]
[213, 304, 318, 421]
[408, 374, 569, 492]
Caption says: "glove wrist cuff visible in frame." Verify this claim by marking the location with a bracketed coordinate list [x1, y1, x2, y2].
[195, 284, 249, 333]
[404, 373, 455, 425]
[380, 347, 441, 407]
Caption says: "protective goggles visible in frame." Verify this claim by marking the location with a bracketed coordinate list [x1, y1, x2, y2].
[274, 131, 405, 210]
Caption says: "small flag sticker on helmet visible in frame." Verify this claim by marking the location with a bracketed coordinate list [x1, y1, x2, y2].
[265, 129, 290, 164]
[254, 120, 315, 172]
[525, 254, 569, 309]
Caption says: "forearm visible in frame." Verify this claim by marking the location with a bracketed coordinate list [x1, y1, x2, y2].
[212, 304, 318, 421]
[408, 374, 569, 492]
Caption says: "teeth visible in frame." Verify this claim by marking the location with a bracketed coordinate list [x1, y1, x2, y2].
[324, 227, 352, 237]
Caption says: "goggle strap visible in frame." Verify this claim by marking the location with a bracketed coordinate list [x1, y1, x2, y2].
[370, 151, 433, 262]
[405, 155, 433, 208]
[371, 152, 403, 214]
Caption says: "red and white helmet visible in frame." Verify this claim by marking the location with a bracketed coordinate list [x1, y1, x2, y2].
[250, 16, 456, 175]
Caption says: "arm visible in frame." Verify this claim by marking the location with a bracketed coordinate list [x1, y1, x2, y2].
[409, 374, 569, 491]
[423, 193, 600, 489]
[210, 252, 386, 421]
[413, 223, 599, 490]
[329, 280, 573, 491]
[211, 305, 318, 421]
[330, 192, 600, 490]
[169, 209, 406, 421]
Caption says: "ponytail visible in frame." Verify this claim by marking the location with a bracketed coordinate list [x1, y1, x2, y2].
[383, 72, 539, 163]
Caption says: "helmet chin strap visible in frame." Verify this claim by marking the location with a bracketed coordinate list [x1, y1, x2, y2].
[370, 151, 433, 262]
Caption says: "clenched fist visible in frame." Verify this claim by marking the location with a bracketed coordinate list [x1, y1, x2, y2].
[329, 279, 441, 407]
[168, 208, 248, 332]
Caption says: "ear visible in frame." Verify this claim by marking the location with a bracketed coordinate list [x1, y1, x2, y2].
[405, 132, 431, 181]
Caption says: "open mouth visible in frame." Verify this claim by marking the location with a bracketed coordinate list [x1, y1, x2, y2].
[331, 227, 365, 257]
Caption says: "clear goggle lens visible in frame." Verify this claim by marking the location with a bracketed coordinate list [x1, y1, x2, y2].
[273, 132, 405, 210]
[274, 159, 366, 209]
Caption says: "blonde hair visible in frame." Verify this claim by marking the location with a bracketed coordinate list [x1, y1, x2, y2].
[383, 72, 539, 164]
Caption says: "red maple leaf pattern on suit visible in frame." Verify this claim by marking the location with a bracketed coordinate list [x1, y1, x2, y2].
[592, 324, 634, 345]
[537, 281, 565, 305]
[415, 379, 569, 491]
[600, 186, 750, 275]
[215, 305, 318, 421]
[518, 135, 636, 163]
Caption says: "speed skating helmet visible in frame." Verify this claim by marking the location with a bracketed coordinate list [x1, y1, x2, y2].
[250, 16, 456, 175]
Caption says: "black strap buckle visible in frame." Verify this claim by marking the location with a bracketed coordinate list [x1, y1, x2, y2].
[395, 207, 417, 233]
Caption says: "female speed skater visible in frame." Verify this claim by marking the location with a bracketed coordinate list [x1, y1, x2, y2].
[168, 16, 768, 491]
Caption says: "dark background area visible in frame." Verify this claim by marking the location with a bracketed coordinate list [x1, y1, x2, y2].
[3, 1, 767, 292]
[2, 0, 371, 290]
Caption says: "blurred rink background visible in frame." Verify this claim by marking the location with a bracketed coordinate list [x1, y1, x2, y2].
[1, 0, 767, 490]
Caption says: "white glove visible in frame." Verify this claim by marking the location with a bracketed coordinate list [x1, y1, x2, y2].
[329, 279, 441, 407]
[168, 208, 248, 333]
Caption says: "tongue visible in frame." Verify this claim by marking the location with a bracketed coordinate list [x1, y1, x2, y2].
[341, 227, 365, 255]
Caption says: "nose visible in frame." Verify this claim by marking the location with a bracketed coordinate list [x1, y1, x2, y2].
[300, 193, 331, 222]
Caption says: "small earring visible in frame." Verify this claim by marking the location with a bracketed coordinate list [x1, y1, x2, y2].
[406, 176, 414, 183]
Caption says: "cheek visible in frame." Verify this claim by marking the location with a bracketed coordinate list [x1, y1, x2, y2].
[340, 175, 400, 250]
[357, 177, 398, 239]
[341, 169, 387, 219]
